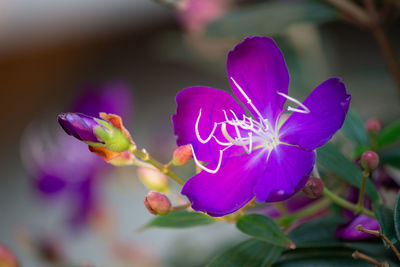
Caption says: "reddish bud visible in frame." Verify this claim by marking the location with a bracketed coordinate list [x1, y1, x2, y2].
[302, 177, 324, 198]
[144, 191, 172, 215]
[172, 145, 193, 166]
[361, 151, 379, 170]
[366, 119, 382, 133]
[0, 244, 18, 267]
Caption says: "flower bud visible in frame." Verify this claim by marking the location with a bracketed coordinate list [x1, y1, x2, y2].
[302, 177, 324, 198]
[172, 145, 193, 166]
[144, 191, 172, 215]
[361, 151, 379, 170]
[58, 112, 132, 153]
[0, 244, 18, 267]
[58, 113, 110, 144]
[137, 167, 169, 193]
[365, 119, 382, 133]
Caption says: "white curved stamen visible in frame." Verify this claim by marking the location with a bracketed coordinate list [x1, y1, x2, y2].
[277, 92, 310, 114]
[230, 77, 265, 124]
[190, 144, 224, 174]
[195, 109, 218, 144]
[213, 136, 232, 146]
[191, 86, 311, 174]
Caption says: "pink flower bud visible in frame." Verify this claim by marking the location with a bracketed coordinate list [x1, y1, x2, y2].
[365, 119, 382, 133]
[144, 191, 172, 215]
[138, 168, 169, 193]
[361, 151, 379, 170]
[302, 177, 324, 198]
[172, 145, 193, 166]
[0, 244, 18, 267]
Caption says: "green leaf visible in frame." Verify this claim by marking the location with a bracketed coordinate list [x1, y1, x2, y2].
[288, 216, 344, 248]
[275, 247, 375, 266]
[206, 1, 337, 38]
[394, 192, 400, 242]
[379, 147, 400, 169]
[208, 238, 284, 267]
[372, 203, 398, 244]
[317, 143, 380, 202]
[144, 210, 216, 229]
[377, 121, 400, 148]
[341, 109, 370, 148]
[236, 214, 291, 247]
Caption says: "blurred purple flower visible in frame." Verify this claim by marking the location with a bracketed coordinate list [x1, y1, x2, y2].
[173, 36, 351, 216]
[176, 0, 229, 33]
[22, 81, 133, 227]
[336, 214, 379, 240]
[336, 187, 379, 240]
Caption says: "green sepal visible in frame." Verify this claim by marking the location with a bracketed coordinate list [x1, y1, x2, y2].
[104, 129, 131, 152]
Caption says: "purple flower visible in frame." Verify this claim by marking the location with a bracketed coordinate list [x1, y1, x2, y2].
[58, 113, 108, 143]
[173, 36, 351, 216]
[23, 81, 133, 226]
[336, 214, 379, 240]
[336, 187, 379, 240]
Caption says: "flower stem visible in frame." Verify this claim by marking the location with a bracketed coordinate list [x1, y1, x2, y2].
[325, 0, 400, 97]
[357, 169, 370, 212]
[352, 250, 389, 267]
[356, 225, 400, 261]
[323, 187, 375, 218]
[369, 22, 400, 95]
[172, 203, 191, 211]
[129, 145, 185, 186]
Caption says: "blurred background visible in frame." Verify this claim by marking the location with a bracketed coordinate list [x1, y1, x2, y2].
[0, 0, 399, 266]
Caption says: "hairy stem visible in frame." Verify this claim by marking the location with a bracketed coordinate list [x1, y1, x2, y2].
[369, 24, 400, 95]
[352, 250, 389, 267]
[324, 0, 370, 25]
[356, 225, 400, 260]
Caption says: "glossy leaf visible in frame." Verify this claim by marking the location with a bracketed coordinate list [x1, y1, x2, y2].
[288, 216, 344, 247]
[341, 109, 369, 147]
[379, 148, 400, 169]
[206, 1, 337, 38]
[377, 121, 400, 148]
[144, 210, 216, 229]
[394, 192, 400, 242]
[208, 238, 284, 267]
[372, 203, 398, 244]
[275, 247, 384, 266]
[236, 214, 291, 247]
[317, 143, 379, 202]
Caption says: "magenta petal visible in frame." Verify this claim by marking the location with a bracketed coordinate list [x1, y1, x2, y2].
[255, 144, 316, 202]
[336, 215, 379, 240]
[279, 78, 351, 150]
[227, 36, 289, 122]
[181, 150, 267, 216]
[172, 86, 245, 162]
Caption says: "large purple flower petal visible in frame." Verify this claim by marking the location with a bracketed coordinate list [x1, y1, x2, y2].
[227, 36, 289, 122]
[181, 150, 267, 216]
[254, 144, 316, 202]
[336, 215, 379, 240]
[279, 78, 351, 150]
[172, 86, 246, 163]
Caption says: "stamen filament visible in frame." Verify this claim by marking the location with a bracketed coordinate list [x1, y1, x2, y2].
[195, 109, 218, 144]
[277, 92, 310, 114]
[190, 144, 224, 174]
[230, 77, 265, 123]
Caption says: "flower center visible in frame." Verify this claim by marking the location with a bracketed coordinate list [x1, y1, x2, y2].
[191, 77, 310, 174]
